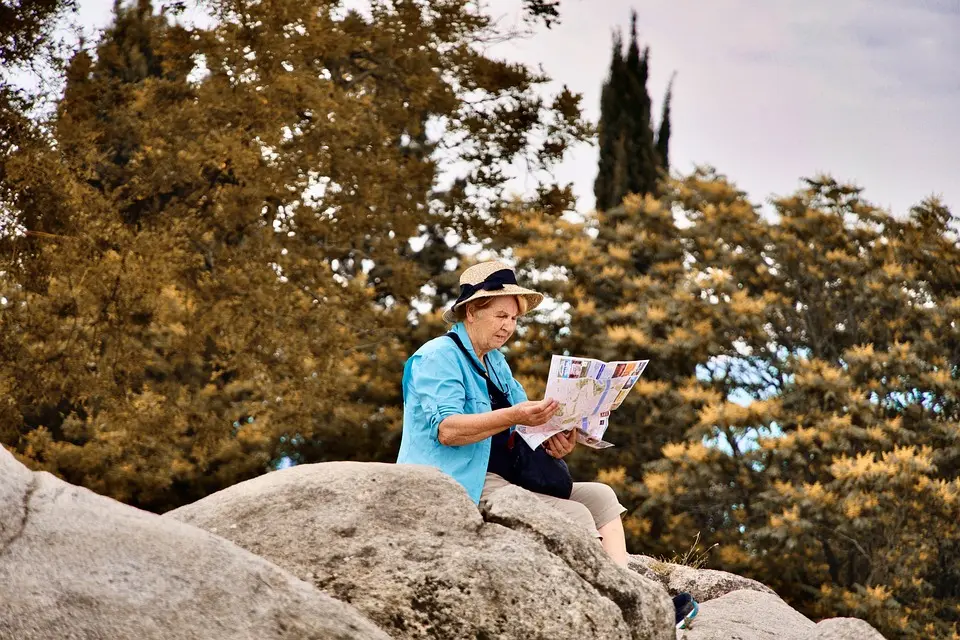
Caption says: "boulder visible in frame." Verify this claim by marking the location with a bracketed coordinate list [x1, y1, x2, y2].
[166, 461, 675, 640]
[813, 617, 887, 639]
[481, 484, 675, 636]
[2, 443, 889, 640]
[628, 554, 775, 603]
[625, 559, 887, 639]
[0, 447, 389, 640]
[680, 589, 815, 640]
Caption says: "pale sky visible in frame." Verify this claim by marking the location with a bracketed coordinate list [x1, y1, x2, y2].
[71, 0, 960, 217]
[486, 0, 960, 217]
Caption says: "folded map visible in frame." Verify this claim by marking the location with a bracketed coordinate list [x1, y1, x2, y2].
[515, 354, 648, 450]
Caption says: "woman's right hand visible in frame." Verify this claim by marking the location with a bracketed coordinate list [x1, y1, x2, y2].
[511, 398, 560, 427]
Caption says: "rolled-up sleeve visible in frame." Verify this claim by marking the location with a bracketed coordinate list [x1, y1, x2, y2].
[410, 351, 467, 440]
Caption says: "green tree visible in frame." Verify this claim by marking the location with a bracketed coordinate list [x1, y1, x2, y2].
[0, 0, 589, 511]
[593, 11, 671, 211]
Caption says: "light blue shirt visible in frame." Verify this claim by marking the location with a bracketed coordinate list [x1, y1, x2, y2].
[396, 322, 528, 503]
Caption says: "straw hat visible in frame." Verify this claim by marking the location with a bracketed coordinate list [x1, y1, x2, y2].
[442, 260, 544, 324]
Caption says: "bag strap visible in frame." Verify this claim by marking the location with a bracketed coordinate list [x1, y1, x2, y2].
[445, 332, 517, 448]
[444, 332, 488, 379]
[444, 332, 510, 403]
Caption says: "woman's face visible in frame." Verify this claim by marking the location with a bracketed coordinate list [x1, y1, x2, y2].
[467, 296, 521, 354]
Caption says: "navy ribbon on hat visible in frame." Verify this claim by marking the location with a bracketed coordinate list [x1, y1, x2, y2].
[452, 268, 518, 307]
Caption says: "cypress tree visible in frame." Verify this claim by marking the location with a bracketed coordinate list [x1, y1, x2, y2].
[593, 31, 625, 212]
[622, 15, 656, 199]
[655, 74, 674, 170]
[593, 11, 671, 211]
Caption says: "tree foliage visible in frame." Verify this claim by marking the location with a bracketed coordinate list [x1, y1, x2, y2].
[0, 0, 588, 511]
[0, 0, 76, 66]
[498, 172, 959, 638]
[498, 170, 772, 547]
[593, 11, 671, 211]
[637, 176, 960, 639]
[0, 0, 77, 189]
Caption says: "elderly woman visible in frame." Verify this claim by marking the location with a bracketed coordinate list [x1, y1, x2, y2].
[397, 260, 701, 629]
[396, 260, 631, 565]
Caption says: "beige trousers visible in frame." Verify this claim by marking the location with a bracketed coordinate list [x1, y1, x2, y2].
[480, 472, 627, 538]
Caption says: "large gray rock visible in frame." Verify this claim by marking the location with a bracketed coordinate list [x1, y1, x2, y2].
[628, 554, 775, 603]
[167, 461, 675, 640]
[680, 589, 815, 640]
[0, 447, 389, 640]
[813, 617, 886, 639]
[481, 484, 675, 636]
[625, 557, 886, 639]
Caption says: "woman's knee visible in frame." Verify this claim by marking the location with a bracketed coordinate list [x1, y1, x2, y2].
[572, 481, 625, 528]
[596, 482, 620, 505]
[565, 500, 599, 533]
[574, 481, 619, 508]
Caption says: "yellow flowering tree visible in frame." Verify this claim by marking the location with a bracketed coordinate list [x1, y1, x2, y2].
[498, 171, 773, 547]
[645, 178, 960, 638]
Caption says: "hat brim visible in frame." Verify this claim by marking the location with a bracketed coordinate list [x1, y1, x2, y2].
[442, 285, 544, 324]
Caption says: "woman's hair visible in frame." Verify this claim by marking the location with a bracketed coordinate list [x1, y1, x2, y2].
[455, 295, 528, 322]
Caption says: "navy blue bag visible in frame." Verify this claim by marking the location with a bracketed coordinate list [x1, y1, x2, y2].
[445, 333, 573, 500]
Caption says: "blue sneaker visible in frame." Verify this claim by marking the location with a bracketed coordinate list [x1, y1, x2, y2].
[673, 592, 699, 629]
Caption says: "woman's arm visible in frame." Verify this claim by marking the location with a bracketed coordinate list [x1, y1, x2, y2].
[438, 398, 559, 447]
[437, 408, 517, 447]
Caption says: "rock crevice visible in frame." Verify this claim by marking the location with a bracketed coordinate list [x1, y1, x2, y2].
[0, 475, 36, 558]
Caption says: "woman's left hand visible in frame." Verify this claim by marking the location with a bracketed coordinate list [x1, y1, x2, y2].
[544, 429, 577, 459]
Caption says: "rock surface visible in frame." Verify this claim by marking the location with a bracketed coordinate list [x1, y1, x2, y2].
[628, 554, 775, 603]
[680, 589, 816, 640]
[813, 617, 888, 639]
[670, 589, 886, 640]
[626, 558, 888, 640]
[167, 461, 675, 640]
[2, 445, 889, 640]
[0, 447, 389, 640]
[481, 484, 674, 636]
